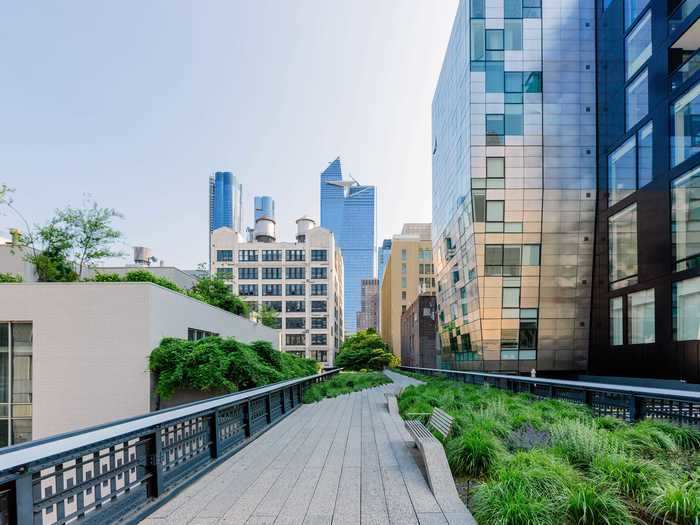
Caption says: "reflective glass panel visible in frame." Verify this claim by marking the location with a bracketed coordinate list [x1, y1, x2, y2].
[609, 204, 638, 285]
[638, 122, 653, 187]
[671, 82, 700, 166]
[673, 276, 700, 341]
[628, 288, 655, 343]
[626, 69, 648, 130]
[671, 165, 700, 269]
[625, 11, 651, 79]
[608, 136, 636, 205]
[610, 296, 623, 345]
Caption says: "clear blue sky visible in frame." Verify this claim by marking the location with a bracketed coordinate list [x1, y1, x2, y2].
[0, 1, 457, 269]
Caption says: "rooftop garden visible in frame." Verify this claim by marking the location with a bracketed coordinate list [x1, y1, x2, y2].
[303, 371, 391, 403]
[398, 371, 700, 525]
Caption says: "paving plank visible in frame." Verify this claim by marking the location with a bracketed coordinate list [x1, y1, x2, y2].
[360, 391, 390, 525]
[331, 466, 361, 525]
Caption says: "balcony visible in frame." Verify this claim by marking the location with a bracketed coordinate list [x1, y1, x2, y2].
[669, 0, 700, 34]
[670, 17, 700, 91]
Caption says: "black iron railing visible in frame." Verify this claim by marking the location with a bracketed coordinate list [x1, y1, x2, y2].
[400, 366, 700, 427]
[0, 369, 339, 525]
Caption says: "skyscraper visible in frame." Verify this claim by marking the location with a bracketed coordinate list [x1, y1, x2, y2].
[320, 158, 377, 334]
[254, 196, 275, 221]
[209, 172, 243, 233]
[432, 0, 595, 374]
[378, 239, 392, 284]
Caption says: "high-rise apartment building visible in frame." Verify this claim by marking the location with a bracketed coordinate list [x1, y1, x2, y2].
[254, 196, 275, 221]
[210, 217, 344, 366]
[589, 0, 700, 381]
[209, 172, 243, 233]
[356, 278, 379, 332]
[432, 0, 595, 373]
[320, 158, 377, 334]
[380, 224, 435, 356]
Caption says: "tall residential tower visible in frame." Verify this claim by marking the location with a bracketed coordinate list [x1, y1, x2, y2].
[209, 172, 243, 233]
[320, 158, 377, 334]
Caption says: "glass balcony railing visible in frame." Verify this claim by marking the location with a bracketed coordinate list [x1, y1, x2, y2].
[671, 48, 700, 91]
[670, 0, 700, 33]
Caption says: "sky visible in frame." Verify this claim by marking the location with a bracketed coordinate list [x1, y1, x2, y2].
[0, 0, 457, 269]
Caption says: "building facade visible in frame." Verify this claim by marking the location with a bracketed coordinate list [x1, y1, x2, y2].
[589, 0, 700, 381]
[356, 278, 379, 331]
[0, 282, 278, 446]
[209, 171, 243, 233]
[401, 295, 439, 369]
[210, 218, 344, 366]
[320, 157, 377, 334]
[432, 0, 596, 373]
[380, 224, 436, 356]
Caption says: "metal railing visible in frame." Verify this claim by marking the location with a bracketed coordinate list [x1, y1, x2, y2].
[400, 366, 700, 427]
[0, 369, 340, 525]
[669, 0, 700, 33]
[671, 48, 700, 92]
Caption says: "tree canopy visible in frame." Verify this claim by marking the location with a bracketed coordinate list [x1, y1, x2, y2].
[335, 329, 399, 370]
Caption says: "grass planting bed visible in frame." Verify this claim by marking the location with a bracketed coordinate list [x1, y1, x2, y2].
[397, 371, 700, 525]
[303, 371, 392, 403]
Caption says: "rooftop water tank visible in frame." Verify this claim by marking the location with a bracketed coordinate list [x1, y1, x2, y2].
[254, 217, 276, 243]
[296, 216, 315, 242]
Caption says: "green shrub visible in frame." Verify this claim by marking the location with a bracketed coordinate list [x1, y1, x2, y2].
[472, 480, 558, 525]
[566, 483, 633, 525]
[334, 329, 398, 370]
[446, 428, 502, 478]
[550, 419, 618, 468]
[648, 480, 700, 525]
[0, 272, 23, 283]
[149, 336, 315, 398]
[642, 420, 700, 451]
[591, 453, 666, 503]
[614, 420, 678, 457]
[124, 270, 182, 291]
[302, 372, 390, 403]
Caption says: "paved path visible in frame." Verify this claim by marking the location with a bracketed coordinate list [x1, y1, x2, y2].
[139, 371, 470, 525]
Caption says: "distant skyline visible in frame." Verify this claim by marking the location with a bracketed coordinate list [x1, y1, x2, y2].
[0, 1, 457, 268]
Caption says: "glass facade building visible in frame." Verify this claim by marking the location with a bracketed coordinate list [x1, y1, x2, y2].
[590, 0, 700, 381]
[432, 0, 596, 373]
[378, 239, 392, 283]
[209, 171, 243, 233]
[320, 158, 377, 334]
[254, 196, 275, 221]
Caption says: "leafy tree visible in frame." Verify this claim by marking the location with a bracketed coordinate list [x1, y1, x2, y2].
[26, 200, 124, 280]
[188, 276, 249, 318]
[0, 273, 23, 283]
[0, 184, 12, 207]
[258, 304, 280, 328]
[335, 329, 399, 370]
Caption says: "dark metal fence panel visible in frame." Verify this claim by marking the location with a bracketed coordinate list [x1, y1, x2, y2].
[400, 366, 700, 427]
[0, 369, 339, 525]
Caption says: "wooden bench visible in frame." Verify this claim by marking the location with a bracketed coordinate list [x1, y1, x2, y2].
[405, 409, 476, 525]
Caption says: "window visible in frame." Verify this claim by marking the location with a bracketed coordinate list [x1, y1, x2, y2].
[238, 267, 258, 280]
[401, 263, 407, 274]
[311, 284, 327, 296]
[312, 317, 327, 329]
[239, 250, 258, 262]
[523, 71, 542, 93]
[0, 323, 33, 446]
[671, 82, 700, 166]
[671, 165, 700, 271]
[311, 334, 327, 346]
[610, 297, 624, 345]
[486, 201, 504, 222]
[487, 158, 504, 178]
[626, 69, 648, 130]
[262, 267, 281, 280]
[311, 267, 327, 279]
[401, 249, 407, 261]
[262, 250, 282, 262]
[216, 250, 233, 262]
[625, 11, 651, 79]
[401, 277, 407, 288]
[628, 288, 655, 343]
[505, 0, 522, 17]
[486, 61, 504, 93]
[311, 250, 327, 261]
[624, 0, 650, 29]
[505, 104, 523, 135]
[188, 328, 218, 341]
[311, 300, 327, 312]
[486, 114, 505, 145]
[263, 284, 282, 296]
[503, 287, 520, 308]
[286, 301, 305, 312]
[401, 291, 407, 300]
[286, 284, 305, 296]
[286, 250, 305, 261]
[673, 276, 700, 340]
[473, 190, 486, 221]
[286, 267, 305, 279]
[285, 334, 305, 346]
[504, 20, 522, 50]
[471, 0, 485, 18]
[523, 0, 541, 17]
[263, 300, 282, 312]
[238, 284, 258, 296]
[608, 204, 638, 288]
[522, 245, 540, 265]
[471, 20, 485, 61]
[608, 123, 654, 205]
[286, 317, 305, 329]
[217, 267, 233, 279]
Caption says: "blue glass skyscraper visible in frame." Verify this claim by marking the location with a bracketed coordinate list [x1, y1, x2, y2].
[209, 172, 242, 233]
[254, 196, 275, 221]
[378, 239, 392, 283]
[320, 158, 376, 334]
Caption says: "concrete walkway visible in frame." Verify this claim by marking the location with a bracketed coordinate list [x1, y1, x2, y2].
[139, 371, 466, 525]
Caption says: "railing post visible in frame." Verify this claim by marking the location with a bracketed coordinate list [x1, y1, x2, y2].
[146, 428, 164, 499]
[210, 410, 221, 459]
[266, 394, 272, 424]
[14, 472, 33, 525]
[629, 395, 644, 422]
[245, 401, 252, 437]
